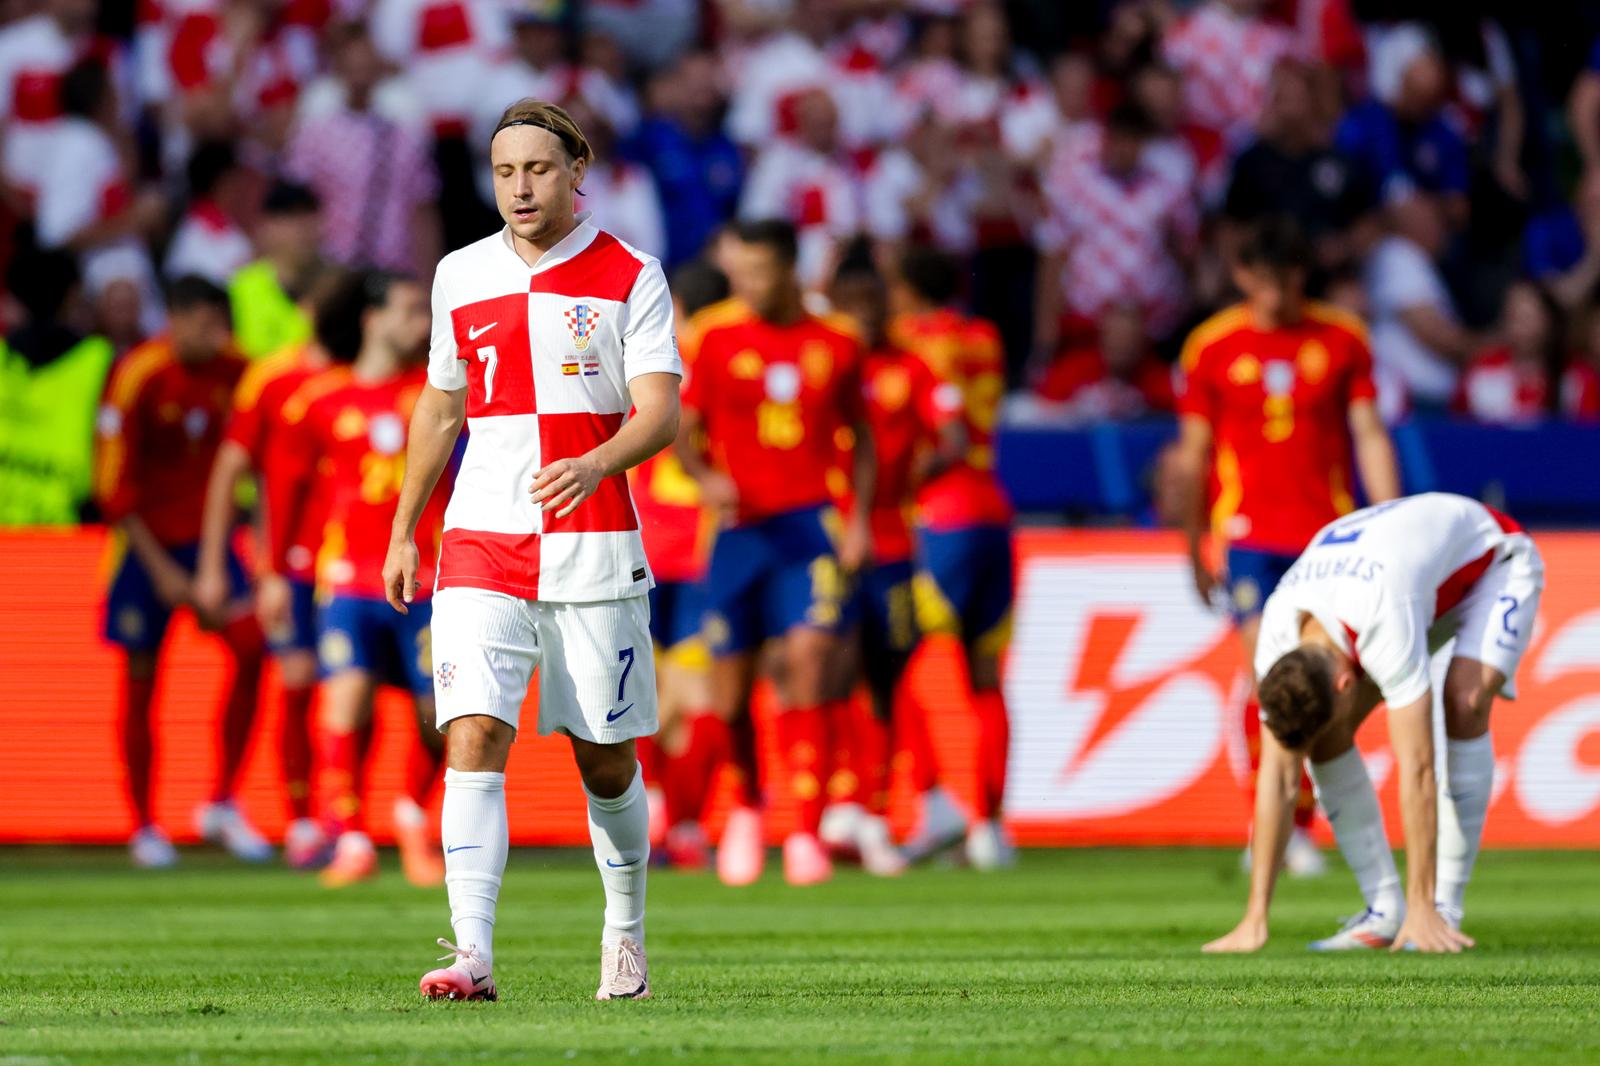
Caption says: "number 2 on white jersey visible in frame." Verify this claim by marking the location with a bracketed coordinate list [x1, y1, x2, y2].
[477, 345, 498, 403]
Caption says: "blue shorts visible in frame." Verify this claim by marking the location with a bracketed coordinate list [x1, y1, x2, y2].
[1224, 546, 1299, 622]
[266, 577, 318, 655]
[859, 559, 918, 657]
[104, 541, 249, 653]
[702, 505, 848, 656]
[317, 594, 434, 695]
[915, 524, 1014, 655]
[648, 579, 704, 650]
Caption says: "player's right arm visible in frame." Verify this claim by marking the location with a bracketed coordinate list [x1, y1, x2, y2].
[1348, 400, 1400, 504]
[1171, 413, 1218, 605]
[672, 328, 738, 518]
[95, 353, 189, 609]
[386, 382, 465, 613]
[1202, 725, 1300, 953]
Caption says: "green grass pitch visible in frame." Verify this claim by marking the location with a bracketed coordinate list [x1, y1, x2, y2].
[3, 847, 1597, 1064]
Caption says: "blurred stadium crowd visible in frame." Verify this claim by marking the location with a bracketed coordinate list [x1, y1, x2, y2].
[5, 0, 1600, 528]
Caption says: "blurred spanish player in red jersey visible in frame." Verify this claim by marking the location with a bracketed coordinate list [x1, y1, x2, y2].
[887, 248, 1016, 869]
[629, 261, 729, 870]
[195, 284, 338, 870]
[1172, 216, 1401, 875]
[677, 219, 877, 887]
[817, 256, 953, 877]
[271, 270, 452, 889]
[95, 276, 272, 869]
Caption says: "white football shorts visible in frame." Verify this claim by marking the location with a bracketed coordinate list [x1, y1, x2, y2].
[430, 587, 658, 744]
[1431, 535, 1545, 699]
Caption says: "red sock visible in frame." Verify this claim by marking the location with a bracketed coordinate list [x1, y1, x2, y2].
[666, 713, 729, 823]
[896, 690, 940, 795]
[857, 712, 891, 816]
[775, 706, 828, 835]
[404, 732, 445, 807]
[727, 712, 762, 809]
[279, 684, 315, 820]
[320, 729, 363, 835]
[121, 669, 157, 826]
[213, 617, 264, 802]
[823, 699, 861, 807]
[636, 735, 659, 784]
[972, 688, 1009, 819]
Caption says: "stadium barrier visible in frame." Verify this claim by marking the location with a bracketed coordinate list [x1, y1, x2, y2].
[3, 527, 1598, 847]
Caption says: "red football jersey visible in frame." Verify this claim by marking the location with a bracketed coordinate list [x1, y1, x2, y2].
[278, 366, 450, 599]
[224, 343, 327, 579]
[856, 348, 946, 564]
[682, 300, 865, 524]
[95, 337, 249, 547]
[889, 309, 1013, 531]
[1177, 301, 1378, 555]
[630, 449, 711, 582]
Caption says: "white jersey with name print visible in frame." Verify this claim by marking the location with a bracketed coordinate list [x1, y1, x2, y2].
[426, 215, 682, 602]
[1256, 493, 1543, 709]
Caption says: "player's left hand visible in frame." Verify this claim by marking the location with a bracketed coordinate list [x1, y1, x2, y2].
[838, 518, 871, 573]
[531, 454, 604, 518]
[383, 536, 420, 615]
[1391, 908, 1475, 954]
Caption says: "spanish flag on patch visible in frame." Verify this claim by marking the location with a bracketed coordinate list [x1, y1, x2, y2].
[562, 363, 580, 376]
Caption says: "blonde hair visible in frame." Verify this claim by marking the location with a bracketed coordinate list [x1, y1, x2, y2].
[491, 99, 594, 164]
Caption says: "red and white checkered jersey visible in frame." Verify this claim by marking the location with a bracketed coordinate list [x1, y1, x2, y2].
[1255, 494, 1531, 709]
[427, 217, 682, 603]
[1162, 3, 1301, 139]
[1037, 158, 1197, 339]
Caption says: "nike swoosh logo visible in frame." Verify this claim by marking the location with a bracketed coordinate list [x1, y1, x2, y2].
[606, 858, 637, 868]
[468, 322, 497, 340]
[606, 703, 634, 722]
[446, 845, 482, 854]
[472, 973, 490, 987]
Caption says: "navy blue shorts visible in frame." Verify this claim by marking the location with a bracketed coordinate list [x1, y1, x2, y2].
[915, 524, 1014, 654]
[648, 579, 704, 650]
[1224, 546, 1299, 621]
[265, 577, 318, 655]
[859, 558, 917, 657]
[702, 505, 848, 656]
[317, 594, 434, 694]
[104, 541, 249, 652]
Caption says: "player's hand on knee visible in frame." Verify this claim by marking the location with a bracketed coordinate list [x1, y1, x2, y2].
[1202, 915, 1268, 954]
[1391, 909, 1475, 954]
[383, 537, 420, 614]
[192, 566, 230, 624]
[531, 454, 603, 517]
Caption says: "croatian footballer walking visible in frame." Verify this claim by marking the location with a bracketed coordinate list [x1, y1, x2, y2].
[383, 99, 682, 1002]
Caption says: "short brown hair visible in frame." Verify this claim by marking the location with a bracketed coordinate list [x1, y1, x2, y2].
[1258, 647, 1337, 751]
[492, 99, 594, 164]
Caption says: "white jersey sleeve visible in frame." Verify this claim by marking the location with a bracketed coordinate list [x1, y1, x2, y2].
[1351, 596, 1433, 708]
[428, 265, 467, 392]
[619, 259, 681, 383]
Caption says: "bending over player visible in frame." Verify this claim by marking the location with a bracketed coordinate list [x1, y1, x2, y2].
[1203, 493, 1543, 954]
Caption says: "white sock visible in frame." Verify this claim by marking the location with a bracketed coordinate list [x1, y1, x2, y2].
[1309, 748, 1403, 919]
[1438, 734, 1494, 922]
[441, 768, 508, 963]
[586, 763, 649, 946]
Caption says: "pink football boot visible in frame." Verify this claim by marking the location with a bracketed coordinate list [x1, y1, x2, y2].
[717, 806, 766, 886]
[782, 832, 833, 886]
[420, 939, 497, 1001]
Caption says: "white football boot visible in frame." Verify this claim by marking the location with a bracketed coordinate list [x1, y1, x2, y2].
[901, 786, 970, 864]
[854, 813, 907, 877]
[129, 825, 178, 868]
[1309, 907, 1403, 951]
[195, 800, 274, 863]
[596, 936, 650, 1001]
[964, 818, 1017, 870]
[1285, 828, 1328, 878]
